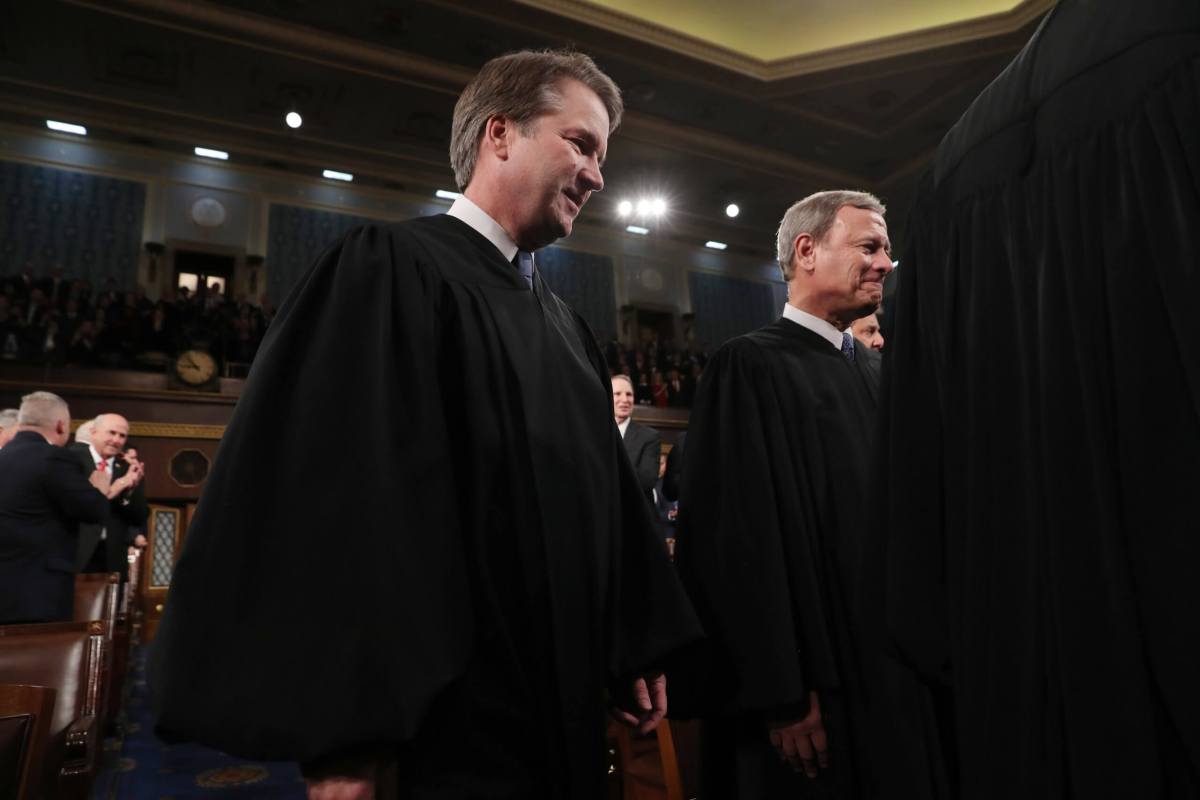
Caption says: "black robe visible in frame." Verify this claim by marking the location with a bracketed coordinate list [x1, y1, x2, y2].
[674, 319, 947, 799]
[149, 214, 702, 799]
[883, 1, 1200, 797]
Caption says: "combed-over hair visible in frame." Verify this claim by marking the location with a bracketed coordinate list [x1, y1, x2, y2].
[450, 49, 623, 190]
[17, 391, 69, 428]
[775, 190, 886, 281]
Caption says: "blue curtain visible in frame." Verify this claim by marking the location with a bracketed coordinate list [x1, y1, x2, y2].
[266, 204, 382, 303]
[688, 271, 777, 350]
[536, 246, 617, 342]
[0, 161, 145, 286]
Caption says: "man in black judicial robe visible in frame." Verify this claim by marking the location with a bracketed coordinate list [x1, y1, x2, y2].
[149, 50, 701, 800]
[882, 2, 1200, 797]
[675, 192, 947, 799]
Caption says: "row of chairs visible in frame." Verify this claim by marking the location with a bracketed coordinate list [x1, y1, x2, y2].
[0, 552, 144, 799]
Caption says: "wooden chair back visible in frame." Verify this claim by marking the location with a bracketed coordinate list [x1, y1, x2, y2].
[0, 621, 105, 799]
[0, 683, 57, 800]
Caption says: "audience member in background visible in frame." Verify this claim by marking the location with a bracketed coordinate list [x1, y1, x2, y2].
[71, 413, 148, 581]
[650, 369, 668, 407]
[635, 372, 653, 405]
[0, 391, 108, 623]
[613, 374, 662, 512]
[151, 48, 700, 800]
[0, 408, 18, 449]
[850, 312, 884, 351]
[881, 2, 1200, 796]
[73, 418, 95, 447]
[675, 191, 944, 798]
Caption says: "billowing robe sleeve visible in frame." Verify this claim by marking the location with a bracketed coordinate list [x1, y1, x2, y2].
[149, 225, 473, 761]
[672, 337, 842, 719]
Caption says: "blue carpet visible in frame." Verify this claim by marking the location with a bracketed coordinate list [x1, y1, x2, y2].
[92, 646, 306, 799]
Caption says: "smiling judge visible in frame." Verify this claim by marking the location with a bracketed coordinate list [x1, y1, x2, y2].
[150, 49, 701, 800]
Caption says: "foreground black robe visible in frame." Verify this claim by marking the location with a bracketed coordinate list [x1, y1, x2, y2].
[883, 1, 1200, 797]
[149, 215, 702, 799]
[674, 319, 946, 799]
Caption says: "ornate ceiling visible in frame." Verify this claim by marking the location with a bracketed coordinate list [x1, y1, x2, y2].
[0, 0, 1055, 258]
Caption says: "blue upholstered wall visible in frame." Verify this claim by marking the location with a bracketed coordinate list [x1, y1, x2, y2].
[266, 204, 382, 303]
[687, 271, 778, 350]
[0, 161, 145, 285]
[537, 246, 616, 342]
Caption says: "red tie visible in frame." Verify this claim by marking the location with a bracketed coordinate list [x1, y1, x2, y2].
[97, 459, 108, 472]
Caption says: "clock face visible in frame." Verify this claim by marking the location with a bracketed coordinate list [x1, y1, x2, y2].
[175, 350, 217, 386]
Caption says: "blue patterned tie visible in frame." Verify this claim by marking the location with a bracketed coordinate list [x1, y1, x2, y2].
[514, 251, 535, 289]
[841, 331, 856, 362]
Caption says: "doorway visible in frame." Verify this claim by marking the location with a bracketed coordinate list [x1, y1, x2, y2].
[174, 250, 234, 302]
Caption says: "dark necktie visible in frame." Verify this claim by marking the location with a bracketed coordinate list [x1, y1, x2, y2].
[513, 251, 535, 289]
[841, 332, 856, 362]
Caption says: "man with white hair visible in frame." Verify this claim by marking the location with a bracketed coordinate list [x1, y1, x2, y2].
[70, 413, 147, 580]
[0, 408, 18, 449]
[675, 191, 944, 798]
[613, 374, 661, 509]
[0, 391, 108, 623]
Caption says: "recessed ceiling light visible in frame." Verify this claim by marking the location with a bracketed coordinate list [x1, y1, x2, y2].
[626, 225, 649, 235]
[617, 200, 632, 217]
[650, 198, 667, 215]
[322, 169, 353, 182]
[725, 203, 740, 218]
[705, 240, 728, 250]
[435, 189, 461, 200]
[636, 199, 651, 216]
[285, 111, 303, 129]
[194, 147, 228, 160]
[46, 120, 87, 136]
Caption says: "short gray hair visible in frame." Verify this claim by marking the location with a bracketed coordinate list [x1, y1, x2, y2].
[450, 49, 623, 190]
[612, 374, 634, 391]
[17, 391, 69, 428]
[775, 190, 886, 281]
[0, 408, 17, 429]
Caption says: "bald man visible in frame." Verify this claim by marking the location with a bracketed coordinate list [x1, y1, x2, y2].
[71, 413, 148, 579]
[0, 408, 18, 449]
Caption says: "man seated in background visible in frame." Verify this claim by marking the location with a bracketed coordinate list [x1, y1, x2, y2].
[0, 391, 109, 623]
[613, 374, 662, 511]
[0, 408, 18, 448]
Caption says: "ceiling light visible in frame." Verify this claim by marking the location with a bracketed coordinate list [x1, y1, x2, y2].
[435, 189, 461, 200]
[617, 200, 632, 217]
[322, 169, 353, 182]
[285, 111, 303, 129]
[626, 225, 649, 235]
[893, 259, 900, 267]
[651, 198, 667, 216]
[194, 147, 228, 160]
[705, 241, 728, 250]
[635, 199, 651, 216]
[46, 120, 87, 136]
[725, 203, 740, 218]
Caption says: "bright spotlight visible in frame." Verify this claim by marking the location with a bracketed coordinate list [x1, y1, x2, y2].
[194, 147, 229, 160]
[285, 111, 303, 129]
[705, 241, 728, 250]
[322, 169, 354, 182]
[725, 203, 740, 218]
[617, 200, 632, 217]
[651, 198, 667, 216]
[636, 199, 651, 216]
[46, 120, 87, 136]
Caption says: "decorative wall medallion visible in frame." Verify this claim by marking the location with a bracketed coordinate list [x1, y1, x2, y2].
[190, 197, 227, 228]
[640, 267, 664, 292]
[169, 449, 211, 488]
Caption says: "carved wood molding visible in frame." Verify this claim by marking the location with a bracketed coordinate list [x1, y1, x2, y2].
[70, 420, 226, 440]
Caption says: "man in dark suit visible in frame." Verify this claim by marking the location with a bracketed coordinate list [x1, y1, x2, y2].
[613, 374, 661, 509]
[71, 413, 147, 580]
[0, 391, 110, 623]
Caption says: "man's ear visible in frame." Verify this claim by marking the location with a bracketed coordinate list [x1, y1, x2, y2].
[482, 114, 514, 161]
[793, 233, 817, 275]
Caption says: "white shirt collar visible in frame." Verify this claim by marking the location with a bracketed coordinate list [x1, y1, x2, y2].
[87, 443, 106, 469]
[781, 303, 845, 351]
[446, 195, 519, 263]
[617, 418, 631, 437]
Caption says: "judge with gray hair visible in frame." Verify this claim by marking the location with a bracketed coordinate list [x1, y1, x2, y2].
[0, 391, 108, 623]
